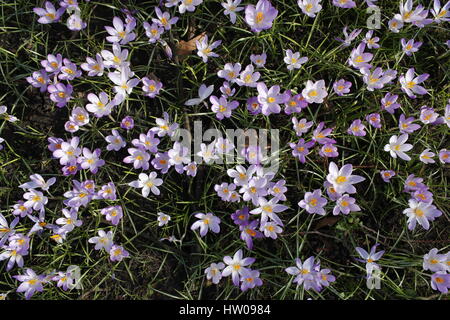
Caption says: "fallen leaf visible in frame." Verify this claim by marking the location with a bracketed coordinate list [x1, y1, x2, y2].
[176, 32, 206, 57]
[313, 216, 339, 230]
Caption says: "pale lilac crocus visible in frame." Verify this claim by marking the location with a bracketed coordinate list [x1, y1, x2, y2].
[399, 68, 429, 99]
[56, 208, 82, 233]
[150, 112, 179, 137]
[419, 149, 436, 164]
[222, 0, 244, 24]
[401, 38, 422, 56]
[132, 130, 160, 153]
[47, 83, 73, 108]
[97, 182, 117, 200]
[218, 63, 241, 83]
[105, 16, 136, 45]
[236, 64, 260, 87]
[58, 58, 82, 81]
[284, 50, 308, 71]
[363, 30, 380, 49]
[86, 92, 117, 118]
[128, 172, 163, 197]
[285, 256, 317, 287]
[327, 162, 366, 194]
[250, 197, 287, 226]
[152, 7, 179, 30]
[240, 220, 263, 250]
[332, 0, 356, 9]
[413, 189, 434, 204]
[355, 244, 384, 277]
[196, 35, 222, 63]
[105, 129, 126, 151]
[19, 174, 56, 192]
[210, 95, 239, 119]
[384, 134, 413, 161]
[439, 149, 450, 163]
[14, 268, 45, 300]
[333, 79, 352, 96]
[298, 0, 322, 18]
[423, 248, 448, 272]
[431, 0, 450, 22]
[257, 83, 288, 115]
[222, 249, 256, 286]
[250, 53, 267, 67]
[123, 148, 150, 170]
[33, 2, 65, 24]
[205, 262, 225, 284]
[366, 113, 381, 128]
[88, 230, 113, 251]
[109, 245, 129, 262]
[319, 143, 339, 158]
[191, 213, 221, 237]
[380, 170, 395, 183]
[79, 148, 105, 174]
[185, 84, 214, 106]
[240, 269, 263, 291]
[244, 0, 278, 33]
[178, 0, 203, 14]
[403, 199, 442, 231]
[431, 273, 450, 294]
[335, 27, 362, 47]
[120, 116, 134, 130]
[109, 66, 140, 96]
[26, 70, 50, 92]
[312, 122, 336, 145]
[284, 92, 308, 114]
[101, 43, 129, 69]
[348, 43, 373, 70]
[420, 106, 439, 125]
[299, 189, 327, 215]
[142, 77, 163, 98]
[302, 80, 328, 104]
[381, 93, 401, 114]
[220, 81, 235, 97]
[292, 117, 313, 136]
[101, 206, 123, 226]
[333, 195, 360, 215]
[347, 119, 366, 136]
[143, 22, 164, 43]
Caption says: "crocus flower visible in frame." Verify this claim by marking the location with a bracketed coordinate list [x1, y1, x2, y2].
[153, 7, 179, 30]
[333, 79, 352, 96]
[123, 148, 150, 170]
[0, 214, 19, 246]
[257, 83, 288, 115]
[292, 117, 313, 136]
[210, 95, 239, 119]
[381, 93, 401, 114]
[222, 249, 255, 286]
[298, 0, 322, 18]
[439, 149, 450, 163]
[86, 92, 117, 118]
[142, 78, 163, 98]
[347, 119, 366, 136]
[109, 66, 140, 96]
[143, 22, 164, 43]
[151, 152, 171, 173]
[399, 68, 429, 99]
[105, 16, 136, 45]
[290, 139, 314, 163]
[185, 84, 214, 106]
[240, 220, 263, 250]
[101, 206, 123, 226]
[285, 256, 319, 289]
[394, 0, 428, 23]
[312, 122, 336, 145]
[19, 174, 56, 192]
[26, 70, 50, 92]
[48, 83, 73, 108]
[401, 38, 422, 56]
[109, 245, 129, 262]
[326, 161, 366, 194]
[380, 170, 395, 183]
[178, 0, 203, 14]
[333, 195, 361, 215]
[88, 230, 113, 251]
[105, 129, 126, 151]
[250, 53, 267, 67]
[324, 181, 342, 201]
[302, 80, 328, 104]
[268, 180, 287, 202]
[132, 130, 160, 153]
[431, 273, 450, 294]
[150, 112, 179, 137]
[23, 190, 48, 212]
[361, 67, 397, 91]
[97, 182, 117, 200]
[222, 0, 244, 24]
[419, 149, 436, 164]
[184, 161, 198, 177]
[431, 0, 450, 22]
[284, 50, 308, 71]
[231, 207, 250, 226]
[423, 248, 448, 272]
[363, 30, 380, 49]
[420, 106, 439, 124]
[384, 133, 413, 161]
[128, 172, 163, 197]
[335, 27, 362, 47]
[244, 0, 278, 32]
[402, 199, 442, 230]
[33, 2, 65, 24]
[348, 43, 373, 70]
[250, 197, 287, 226]
[299, 189, 327, 215]
[366, 113, 382, 128]
[41, 53, 63, 75]
[14, 269, 45, 300]
[240, 269, 263, 291]
[56, 208, 82, 233]
[191, 213, 221, 237]
[197, 142, 219, 164]
[196, 35, 221, 63]
[260, 221, 283, 239]
[70, 107, 89, 127]
[101, 43, 130, 69]
[67, 13, 87, 31]
[205, 263, 225, 284]
[355, 244, 384, 277]
[404, 174, 426, 193]
[389, 18, 404, 33]
[284, 92, 308, 114]
[58, 58, 82, 81]
[332, 0, 356, 9]
[157, 212, 171, 227]
[120, 116, 134, 130]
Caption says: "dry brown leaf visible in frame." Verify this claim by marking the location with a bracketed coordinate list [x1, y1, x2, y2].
[175, 32, 206, 57]
[313, 216, 339, 230]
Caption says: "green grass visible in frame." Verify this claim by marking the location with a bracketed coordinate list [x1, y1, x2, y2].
[0, 0, 448, 300]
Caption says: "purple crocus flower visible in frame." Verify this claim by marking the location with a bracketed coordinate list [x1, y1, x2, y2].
[47, 83, 73, 108]
[26, 70, 50, 92]
[14, 268, 46, 299]
[41, 53, 63, 75]
[318, 143, 339, 158]
[257, 82, 289, 116]
[404, 174, 427, 193]
[151, 152, 171, 173]
[333, 79, 352, 96]
[97, 182, 117, 200]
[332, 0, 356, 9]
[347, 119, 366, 136]
[231, 207, 250, 226]
[101, 206, 123, 226]
[324, 181, 342, 201]
[62, 161, 80, 176]
[399, 114, 421, 134]
[109, 245, 130, 262]
[401, 38, 422, 56]
[431, 272, 450, 294]
[366, 113, 382, 128]
[399, 68, 429, 99]
[58, 58, 82, 81]
[380, 170, 395, 183]
[123, 148, 151, 170]
[285, 256, 319, 289]
[240, 269, 263, 291]
[240, 220, 263, 250]
[290, 139, 314, 163]
[363, 30, 380, 49]
[420, 106, 440, 124]
[142, 77, 163, 98]
[33, 2, 65, 24]
[120, 116, 134, 130]
[79, 148, 105, 174]
[312, 122, 336, 145]
[246, 96, 262, 115]
[284, 92, 308, 115]
[413, 189, 433, 203]
[333, 195, 361, 215]
[244, 0, 278, 33]
[131, 130, 160, 153]
[298, 189, 327, 215]
[348, 42, 373, 70]
[381, 93, 401, 114]
[336, 27, 362, 47]
[222, 249, 256, 286]
[439, 149, 450, 163]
